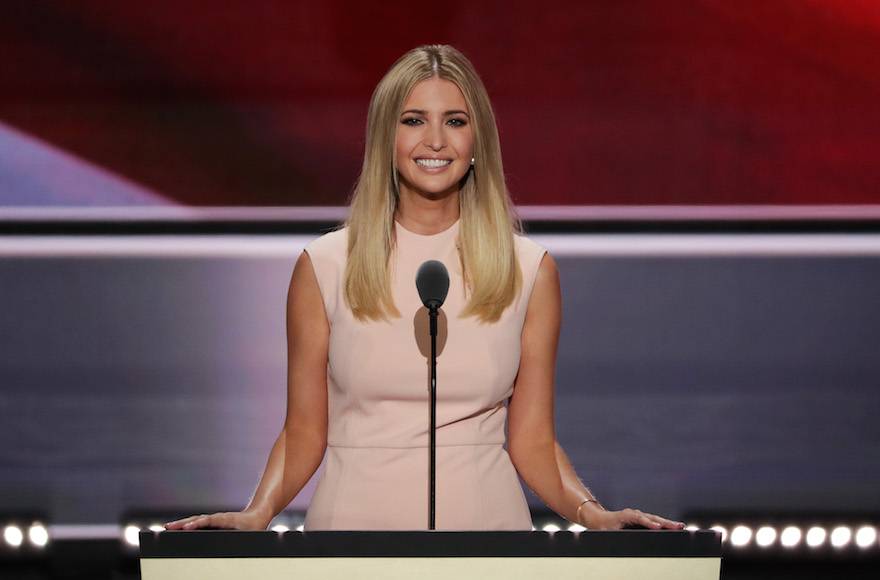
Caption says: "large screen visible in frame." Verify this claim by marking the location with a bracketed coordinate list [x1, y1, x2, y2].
[1, 1, 879, 209]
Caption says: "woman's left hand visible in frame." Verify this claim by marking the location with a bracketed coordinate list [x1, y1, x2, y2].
[586, 507, 686, 530]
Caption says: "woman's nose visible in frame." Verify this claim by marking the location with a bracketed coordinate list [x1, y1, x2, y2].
[424, 124, 446, 150]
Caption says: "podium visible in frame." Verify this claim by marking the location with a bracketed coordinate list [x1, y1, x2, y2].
[140, 530, 721, 579]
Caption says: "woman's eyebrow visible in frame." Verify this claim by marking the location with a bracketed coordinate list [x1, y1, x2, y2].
[400, 109, 470, 117]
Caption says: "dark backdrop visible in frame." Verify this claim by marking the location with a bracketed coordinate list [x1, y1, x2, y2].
[2, 235, 878, 524]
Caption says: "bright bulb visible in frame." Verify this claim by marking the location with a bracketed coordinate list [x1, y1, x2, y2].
[730, 525, 752, 547]
[542, 524, 561, 533]
[780, 526, 802, 548]
[271, 524, 290, 533]
[568, 523, 586, 532]
[806, 526, 826, 548]
[855, 526, 877, 548]
[755, 526, 776, 547]
[831, 526, 852, 548]
[124, 525, 141, 547]
[710, 525, 727, 542]
[4, 526, 24, 548]
[28, 524, 49, 547]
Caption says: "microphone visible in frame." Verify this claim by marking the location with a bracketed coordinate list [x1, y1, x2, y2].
[415, 260, 448, 531]
[416, 260, 449, 310]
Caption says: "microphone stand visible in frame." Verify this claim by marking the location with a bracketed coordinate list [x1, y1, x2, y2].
[428, 303, 438, 530]
[415, 259, 448, 531]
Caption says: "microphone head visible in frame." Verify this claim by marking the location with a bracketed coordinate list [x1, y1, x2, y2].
[415, 260, 450, 310]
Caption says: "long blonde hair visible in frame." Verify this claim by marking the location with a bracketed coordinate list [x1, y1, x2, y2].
[344, 45, 522, 323]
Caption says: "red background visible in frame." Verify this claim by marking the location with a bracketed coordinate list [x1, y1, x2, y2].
[2, 0, 879, 207]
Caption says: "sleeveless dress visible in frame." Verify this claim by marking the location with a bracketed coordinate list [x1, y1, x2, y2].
[302, 220, 546, 530]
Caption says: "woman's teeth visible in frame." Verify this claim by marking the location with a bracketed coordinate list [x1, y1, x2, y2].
[416, 159, 452, 168]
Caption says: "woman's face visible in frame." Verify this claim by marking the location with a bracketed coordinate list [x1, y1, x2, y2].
[395, 77, 474, 203]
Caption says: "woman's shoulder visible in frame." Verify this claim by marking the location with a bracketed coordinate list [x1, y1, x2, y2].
[303, 228, 348, 309]
[305, 227, 348, 259]
[514, 234, 547, 262]
[514, 234, 548, 293]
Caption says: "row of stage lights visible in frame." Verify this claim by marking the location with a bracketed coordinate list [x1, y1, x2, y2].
[705, 523, 877, 551]
[683, 512, 880, 559]
[7, 511, 880, 560]
[534, 521, 878, 551]
[530, 510, 880, 558]
[1, 518, 50, 557]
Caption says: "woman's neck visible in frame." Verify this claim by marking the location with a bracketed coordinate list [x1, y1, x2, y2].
[395, 193, 460, 235]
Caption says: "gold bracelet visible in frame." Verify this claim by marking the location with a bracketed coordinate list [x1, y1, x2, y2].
[576, 498, 607, 527]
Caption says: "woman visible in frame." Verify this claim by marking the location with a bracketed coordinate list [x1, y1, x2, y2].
[167, 45, 683, 531]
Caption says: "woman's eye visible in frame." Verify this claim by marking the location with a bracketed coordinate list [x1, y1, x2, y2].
[447, 118, 467, 127]
[401, 117, 422, 126]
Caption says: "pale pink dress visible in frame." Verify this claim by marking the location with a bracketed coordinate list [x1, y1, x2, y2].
[302, 220, 546, 530]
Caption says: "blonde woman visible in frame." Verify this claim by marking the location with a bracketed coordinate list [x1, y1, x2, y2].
[168, 45, 683, 532]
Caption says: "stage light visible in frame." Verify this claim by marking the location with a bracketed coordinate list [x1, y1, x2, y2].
[755, 526, 776, 547]
[124, 525, 141, 548]
[830, 526, 852, 548]
[27, 524, 49, 548]
[730, 525, 752, 547]
[684, 511, 880, 560]
[568, 523, 586, 532]
[542, 524, 561, 533]
[855, 526, 877, 549]
[3, 525, 23, 548]
[267, 510, 307, 534]
[806, 526, 826, 548]
[780, 526, 802, 548]
[0, 512, 51, 560]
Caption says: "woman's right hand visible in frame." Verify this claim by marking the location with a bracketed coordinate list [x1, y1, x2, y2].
[164, 509, 270, 531]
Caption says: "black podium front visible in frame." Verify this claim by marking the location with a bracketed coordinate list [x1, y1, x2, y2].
[140, 530, 721, 579]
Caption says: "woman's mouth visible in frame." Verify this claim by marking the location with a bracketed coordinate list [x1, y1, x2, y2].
[415, 159, 452, 168]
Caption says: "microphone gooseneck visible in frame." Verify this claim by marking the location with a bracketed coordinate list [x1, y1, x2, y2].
[415, 260, 449, 531]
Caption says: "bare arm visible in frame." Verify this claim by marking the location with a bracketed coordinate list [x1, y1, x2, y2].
[166, 251, 329, 530]
[507, 254, 683, 530]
